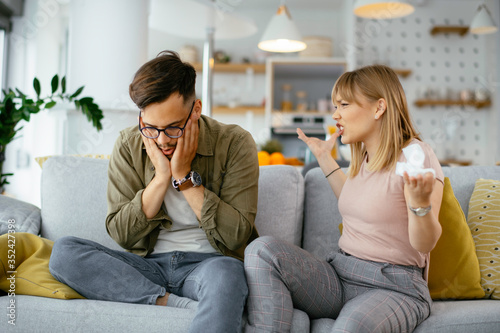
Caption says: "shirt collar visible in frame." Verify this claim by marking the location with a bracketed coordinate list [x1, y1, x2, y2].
[196, 115, 213, 156]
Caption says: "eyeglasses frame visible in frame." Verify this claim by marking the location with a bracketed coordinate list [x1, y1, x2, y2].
[138, 100, 196, 139]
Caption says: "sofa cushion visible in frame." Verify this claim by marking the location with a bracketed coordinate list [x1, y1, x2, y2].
[0, 195, 40, 236]
[442, 166, 500, 219]
[255, 165, 304, 246]
[302, 167, 342, 259]
[0, 232, 83, 299]
[414, 300, 500, 333]
[40, 156, 121, 250]
[467, 178, 500, 299]
[0, 295, 310, 332]
[309, 300, 500, 333]
[40, 157, 305, 250]
[428, 177, 484, 300]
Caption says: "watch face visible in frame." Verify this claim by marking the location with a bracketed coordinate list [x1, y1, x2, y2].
[191, 171, 202, 186]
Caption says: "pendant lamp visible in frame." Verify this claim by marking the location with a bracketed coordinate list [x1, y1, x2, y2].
[258, 3, 306, 53]
[354, 0, 415, 19]
[470, 2, 498, 35]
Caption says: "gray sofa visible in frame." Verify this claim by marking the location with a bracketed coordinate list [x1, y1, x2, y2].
[0, 155, 499, 332]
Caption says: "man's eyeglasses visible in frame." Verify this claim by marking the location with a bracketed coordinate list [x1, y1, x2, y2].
[139, 100, 195, 139]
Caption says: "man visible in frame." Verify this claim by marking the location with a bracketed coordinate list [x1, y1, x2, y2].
[49, 51, 259, 333]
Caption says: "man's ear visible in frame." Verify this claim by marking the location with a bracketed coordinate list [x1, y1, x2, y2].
[194, 99, 202, 119]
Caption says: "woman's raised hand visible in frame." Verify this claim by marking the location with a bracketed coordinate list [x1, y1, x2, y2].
[297, 128, 339, 161]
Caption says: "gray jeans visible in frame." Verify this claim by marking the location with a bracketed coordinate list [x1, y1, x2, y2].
[244, 236, 432, 333]
[49, 236, 248, 333]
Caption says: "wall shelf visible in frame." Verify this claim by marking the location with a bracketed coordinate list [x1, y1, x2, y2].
[193, 62, 410, 78]
[439, 159, 472, 166]
[430, 25, 469, 36]
[414, 99, 491, 109]
[394, 69, 412, 78]
[193, 63, 265, 73]
[212, 105, 265, 115]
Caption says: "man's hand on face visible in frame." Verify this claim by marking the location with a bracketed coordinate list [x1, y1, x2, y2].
[170, 110, 200, 180]
[142, 135, 172, 182]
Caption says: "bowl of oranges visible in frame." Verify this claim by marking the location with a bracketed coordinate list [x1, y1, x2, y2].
[257, 139, 304, 167]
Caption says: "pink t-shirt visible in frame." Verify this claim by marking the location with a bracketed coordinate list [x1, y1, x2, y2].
[338, 139, 444, 270]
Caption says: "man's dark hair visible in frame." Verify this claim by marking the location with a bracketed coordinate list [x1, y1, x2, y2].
[129, 50, 196, 110]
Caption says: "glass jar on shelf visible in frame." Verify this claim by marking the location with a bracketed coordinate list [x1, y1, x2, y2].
[296, 91, 308, 111]
[281, 84, 293, 111]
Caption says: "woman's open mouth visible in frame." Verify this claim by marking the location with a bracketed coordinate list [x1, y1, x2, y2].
[336, 123, 344, 135]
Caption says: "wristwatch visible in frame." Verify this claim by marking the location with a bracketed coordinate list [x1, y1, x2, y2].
[409, 204, 432, 217]
[172, 171, 202, 192]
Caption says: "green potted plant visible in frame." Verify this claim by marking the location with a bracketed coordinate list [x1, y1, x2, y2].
[0, 74, 104, 191]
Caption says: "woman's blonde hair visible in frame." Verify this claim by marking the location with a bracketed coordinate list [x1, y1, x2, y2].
[332, 65, 420, 177]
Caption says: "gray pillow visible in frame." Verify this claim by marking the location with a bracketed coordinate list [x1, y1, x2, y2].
[0, 195, 41, 235]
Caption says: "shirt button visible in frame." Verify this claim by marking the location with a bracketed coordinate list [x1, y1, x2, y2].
[150, 166, 155, 171]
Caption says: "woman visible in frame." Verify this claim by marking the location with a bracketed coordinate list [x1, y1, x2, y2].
[244, 65, 444, 333]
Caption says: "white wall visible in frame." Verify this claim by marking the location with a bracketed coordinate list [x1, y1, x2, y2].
[352, 0, 499, 165]
[3, 0, 146, 205]
[3, 0, 66, 205]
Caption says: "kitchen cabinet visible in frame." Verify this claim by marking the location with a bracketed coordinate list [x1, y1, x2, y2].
[265, 57, 347, 158]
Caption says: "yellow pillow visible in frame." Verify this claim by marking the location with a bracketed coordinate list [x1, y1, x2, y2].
[428, 177, 485, 299]
[467, 178, 500, 299]
[0, 232, 84, 299]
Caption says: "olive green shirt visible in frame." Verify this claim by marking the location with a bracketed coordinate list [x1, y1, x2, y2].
[105, 115, 259, 260]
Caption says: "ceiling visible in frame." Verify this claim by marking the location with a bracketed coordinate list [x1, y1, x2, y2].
[227, 0, 478, 11]
[236, 0, 345, 11]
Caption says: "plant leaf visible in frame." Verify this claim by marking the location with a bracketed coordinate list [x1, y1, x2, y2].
[79, 97, 93, 104]
[61, 76, 66, 94]
[51, 74, 59, 94]
[5, 97, 14, 114]
[45, 101, 57, 109]
[33, 78, 41, 97]
[70, 86, 84, 99]
[15, 88, 26, 97]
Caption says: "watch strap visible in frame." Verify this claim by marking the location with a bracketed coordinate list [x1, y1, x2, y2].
[409, 204, 432, 216]
[177, 177, 195, 191]
[172, 171, 202, 192]
[172, 171, 192, 191]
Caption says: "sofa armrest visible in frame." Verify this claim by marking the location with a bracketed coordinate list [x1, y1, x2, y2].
[0, 195, 41, 235]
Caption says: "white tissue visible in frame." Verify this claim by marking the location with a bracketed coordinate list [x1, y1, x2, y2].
[395, 144, 436, 178]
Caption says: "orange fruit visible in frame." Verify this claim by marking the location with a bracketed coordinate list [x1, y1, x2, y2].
[258, 151, 271, 166]
[270, 152, 286, 165]
[284, 157, 304, 166]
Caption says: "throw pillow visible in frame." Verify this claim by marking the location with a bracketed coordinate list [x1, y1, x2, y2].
[0, 195, 41, 236]
[35, 154, 111, 168]
[0, 232, 85, 299]
[428, 177, 485, 299]
[467, 178, 500, 299]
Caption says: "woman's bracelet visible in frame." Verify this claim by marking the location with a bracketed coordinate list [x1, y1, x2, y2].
[325, 167, 341, 178]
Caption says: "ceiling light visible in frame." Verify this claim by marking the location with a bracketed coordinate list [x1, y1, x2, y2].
[258, 3, 306, 53]
[354, 0, 415, 19]
[470, 3, 498, 35]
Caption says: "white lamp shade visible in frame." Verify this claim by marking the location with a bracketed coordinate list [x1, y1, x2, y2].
[354, 0, 415, 19]
[470, 4, 498, 35]
[258, 5, 307, 53]
[149, 0, 257, 40]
